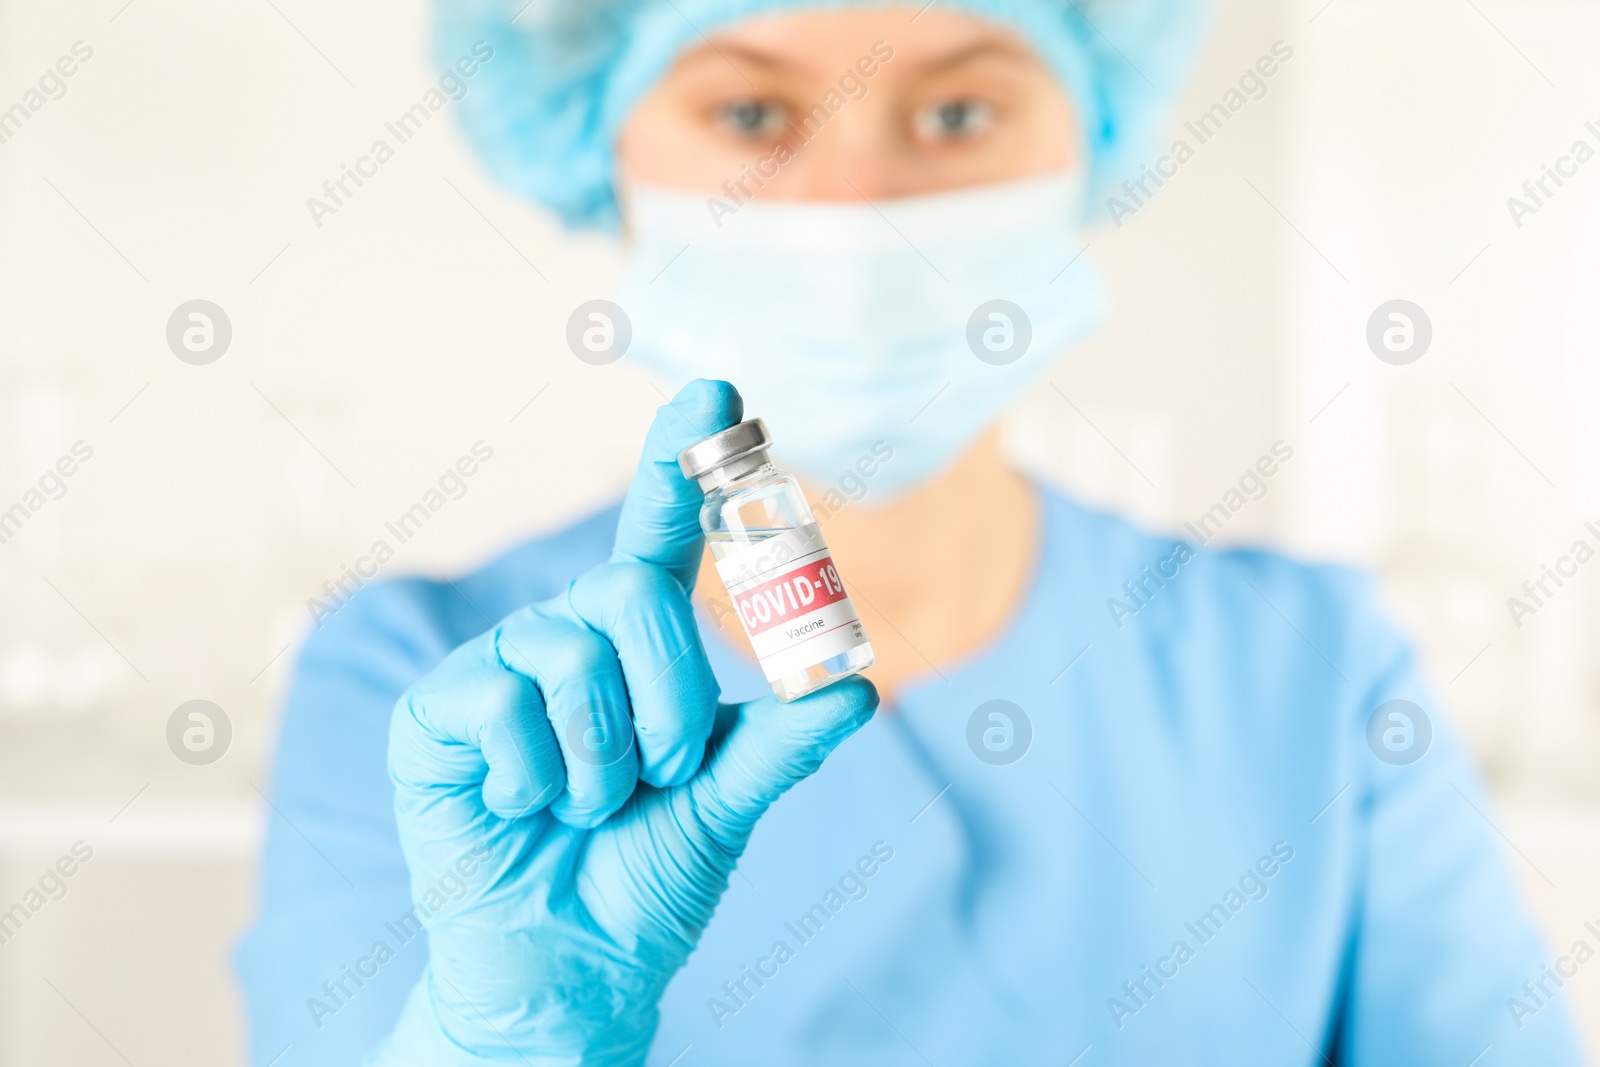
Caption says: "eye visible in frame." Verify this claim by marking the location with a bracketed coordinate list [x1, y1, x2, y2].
[912, 99, 995, 143]
[717, 98, 788, 139]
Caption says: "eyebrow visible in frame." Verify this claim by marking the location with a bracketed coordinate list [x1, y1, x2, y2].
[915, 39, 1042, 79]
[676, 35, 1040, 83]
[674, 41, 806, 81]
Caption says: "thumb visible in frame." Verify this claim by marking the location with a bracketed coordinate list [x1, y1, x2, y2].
[612, 379, 743, 590]
[688, 675, 879, 851]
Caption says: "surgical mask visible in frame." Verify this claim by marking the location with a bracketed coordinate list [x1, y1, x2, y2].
[616, 170, 1106, 501]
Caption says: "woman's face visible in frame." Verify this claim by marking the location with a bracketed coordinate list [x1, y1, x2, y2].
[617, 7, 1078, 201]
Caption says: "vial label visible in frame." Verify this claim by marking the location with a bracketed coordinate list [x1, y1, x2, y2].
[714, 523, 870, 683]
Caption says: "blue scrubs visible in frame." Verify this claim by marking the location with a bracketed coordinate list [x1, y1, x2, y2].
[236, 488, 1582, 1065]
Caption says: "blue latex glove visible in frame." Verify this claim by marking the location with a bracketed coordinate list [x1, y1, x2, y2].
[367, 379, 879, 1066]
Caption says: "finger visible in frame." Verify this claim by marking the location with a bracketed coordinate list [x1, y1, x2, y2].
[688, 675, 878, 851]
[496, 611, 640, 829]
[611, 378, 742, 590]
[479, 688, 559, 821]
[569, 561, 720, 789]
[389, 629, 566, 839]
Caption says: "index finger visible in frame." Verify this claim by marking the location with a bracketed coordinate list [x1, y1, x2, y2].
[611, 378, 743, 590]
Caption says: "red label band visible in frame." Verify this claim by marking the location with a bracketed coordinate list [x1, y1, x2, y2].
[734, 555, 850, 637]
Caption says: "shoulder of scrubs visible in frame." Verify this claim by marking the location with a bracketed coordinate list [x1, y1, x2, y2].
[234, 505, 619, 1067]
[1057, 492, 1582, 1061]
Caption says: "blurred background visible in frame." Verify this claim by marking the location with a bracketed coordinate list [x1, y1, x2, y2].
[1, 0, 1597, 1062]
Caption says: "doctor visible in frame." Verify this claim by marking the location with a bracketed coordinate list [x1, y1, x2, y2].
[238, 2, 1582, 1064]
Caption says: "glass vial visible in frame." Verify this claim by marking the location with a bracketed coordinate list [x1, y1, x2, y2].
[678, 419, 875, 702]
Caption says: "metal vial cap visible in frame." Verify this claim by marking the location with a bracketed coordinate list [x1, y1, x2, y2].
[678, 419, 772, 484]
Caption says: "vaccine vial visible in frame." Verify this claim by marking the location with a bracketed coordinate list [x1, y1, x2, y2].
[678, 419, 874, 702]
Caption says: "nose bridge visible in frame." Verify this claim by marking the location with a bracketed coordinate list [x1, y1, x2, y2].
[783, 98, 896, 200]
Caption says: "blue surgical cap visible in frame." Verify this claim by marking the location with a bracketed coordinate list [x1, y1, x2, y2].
[435, 0, 1210, 229]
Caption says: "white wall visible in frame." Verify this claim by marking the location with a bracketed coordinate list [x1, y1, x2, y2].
[1, 0, 1597, 1062]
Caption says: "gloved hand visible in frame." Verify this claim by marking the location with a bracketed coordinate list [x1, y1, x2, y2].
[367, 379, 879, 1066]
